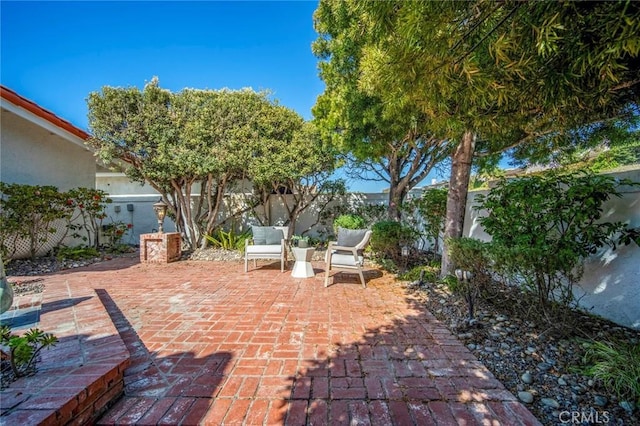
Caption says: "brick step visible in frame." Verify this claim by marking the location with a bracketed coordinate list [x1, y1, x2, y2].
[0, 285, 130, 425]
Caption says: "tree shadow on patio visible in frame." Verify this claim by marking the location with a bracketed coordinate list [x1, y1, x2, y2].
[276, 286, 540, 425]
[94, 289, 232, 425]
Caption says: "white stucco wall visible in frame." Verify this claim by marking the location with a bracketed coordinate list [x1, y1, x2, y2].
[0, 108, 95, 191]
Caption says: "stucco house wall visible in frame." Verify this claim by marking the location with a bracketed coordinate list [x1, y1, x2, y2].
[1, 86, 95, 190]
[1, 86, 97, 257]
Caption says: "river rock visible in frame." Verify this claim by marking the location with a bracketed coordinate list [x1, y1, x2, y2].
[541, 398, 560, 409]
[518, 391, 534, 404]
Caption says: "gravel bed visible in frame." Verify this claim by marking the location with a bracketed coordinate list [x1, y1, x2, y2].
[406, 278, 639, 425]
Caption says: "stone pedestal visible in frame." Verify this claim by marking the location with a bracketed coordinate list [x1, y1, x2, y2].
[140, 232, 181, 263]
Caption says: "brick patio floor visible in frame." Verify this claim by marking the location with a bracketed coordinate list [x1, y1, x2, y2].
[12, 257, 541, 425]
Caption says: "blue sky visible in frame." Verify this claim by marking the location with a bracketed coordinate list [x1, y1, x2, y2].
[1, 1, 432, 192]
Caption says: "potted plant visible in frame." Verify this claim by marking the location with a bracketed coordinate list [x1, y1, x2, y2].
[292, 235, 310, 248]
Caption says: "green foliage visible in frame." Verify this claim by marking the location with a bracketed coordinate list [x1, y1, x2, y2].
[581, 340, 640, 405]
[55, 246, 100, 261]
[439, 275, 460, 293]
[398, 265, 438, 283]
[447, 237, 492, 321]
[101, 221, 132, 248]
[0, 183, 71, 260]
[88, 78, 338, 251]
[249, 121, 344, 234]
[65, 188, 111, 249]
[0, 326, 58, 380]
[476, 171, 637, 314]
[370, 221, 418, 261]
[405, 188, 448, 252]
[291, 235, 311, 248]
[333, 214, 366, 231]
[447, 238, 491, 281]
[205, 228, 251, 251]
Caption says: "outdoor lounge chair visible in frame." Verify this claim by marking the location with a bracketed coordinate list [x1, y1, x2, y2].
[244, 226, 289, 272]
[324, 228, 372, 288]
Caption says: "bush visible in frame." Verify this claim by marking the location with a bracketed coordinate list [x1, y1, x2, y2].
[447, 237, 492, 321]
[370, 220, 417, 262]
[56, 245, 100, 261]
[447, 237, 491, 285]
[475, 170, 637, 316]
[65, 188, 111, 249]
[398, 265, 438, 283]
[409, 188, 448, 253]
[0, 183, 71, 260]
[0, 326, 58, 381]
[333, 214, 366, 231]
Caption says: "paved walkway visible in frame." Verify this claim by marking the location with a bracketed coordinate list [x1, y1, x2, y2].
[30, 257, 540, 425]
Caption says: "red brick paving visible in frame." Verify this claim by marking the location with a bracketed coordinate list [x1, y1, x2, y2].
[6, 256, 541, 425]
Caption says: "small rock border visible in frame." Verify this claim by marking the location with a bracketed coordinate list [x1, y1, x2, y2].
[406, 279, 639, 425]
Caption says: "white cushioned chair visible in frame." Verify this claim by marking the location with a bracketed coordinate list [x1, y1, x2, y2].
[324, 228, 372, 288]
[244, 226, 289, 272]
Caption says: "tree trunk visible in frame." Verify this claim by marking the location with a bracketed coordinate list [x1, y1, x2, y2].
[440, 130, 476, 277]
[387, 180, 407, 222]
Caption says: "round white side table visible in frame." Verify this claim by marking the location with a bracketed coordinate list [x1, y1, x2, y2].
[291, 247, 315, 278]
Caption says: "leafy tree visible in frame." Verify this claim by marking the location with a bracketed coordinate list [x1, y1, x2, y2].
[313, 1, 452, 221]
[313, 0, 640, 276]
[87, 78, 303, 249]
[249, 121, 345, 235]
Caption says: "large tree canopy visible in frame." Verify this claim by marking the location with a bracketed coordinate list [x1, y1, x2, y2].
[313, 1, 452, 221]
[312, 0, 640, 274]
[87, 78, 337, 250]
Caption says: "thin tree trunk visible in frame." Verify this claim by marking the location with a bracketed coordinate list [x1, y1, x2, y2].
[440, 130, 476, 278]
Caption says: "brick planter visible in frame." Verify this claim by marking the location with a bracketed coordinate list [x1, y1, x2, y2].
[139, 232, 181, 263]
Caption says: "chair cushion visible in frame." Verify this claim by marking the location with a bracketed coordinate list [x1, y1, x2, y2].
[331, 252, 364, 267]
[265, 228, 284, 245]
[252, 226, 269, 245]
[337, 228, 368, 247]
[246, 244, 282, 254]
[252, 226, 283, 245]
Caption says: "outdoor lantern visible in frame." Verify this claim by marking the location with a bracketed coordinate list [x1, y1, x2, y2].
[401, 245, 410, 257]
[153, 199, 168, 233]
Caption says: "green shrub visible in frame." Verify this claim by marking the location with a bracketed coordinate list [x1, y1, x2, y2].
[447, 237, 491, 284]
[56, 245, 100, 261]
[398, 265, 438, 283]
[370, 220, 417, 261]
[65, 188, 111, 249]
[447, 237, 492, 321]
[476, 171, 638, 315]
[411, 188, 448, 253]
[205, 228, 251, 251]
[333, 214, 366, 231]
[439, 274, 459, 292]
[581, 340, 640, 405]
[0, 183, 72, 260]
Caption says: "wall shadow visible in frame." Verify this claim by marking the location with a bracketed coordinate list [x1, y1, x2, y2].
[94, 289, 232, 425]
